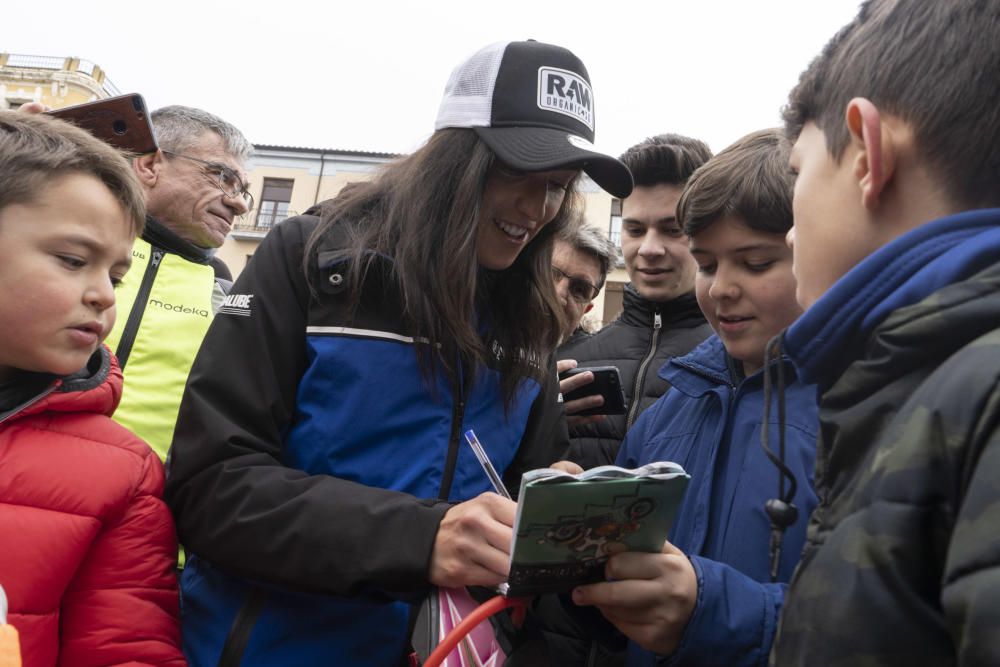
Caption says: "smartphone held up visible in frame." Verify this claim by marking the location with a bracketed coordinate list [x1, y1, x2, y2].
[47, 93, 158, 154]
[559, 365, 627, 417]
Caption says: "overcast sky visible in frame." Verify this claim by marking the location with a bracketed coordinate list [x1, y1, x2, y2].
[5, 0, 861, 157]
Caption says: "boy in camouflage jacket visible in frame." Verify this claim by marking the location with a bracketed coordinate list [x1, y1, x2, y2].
[771, 1, 1000, 665]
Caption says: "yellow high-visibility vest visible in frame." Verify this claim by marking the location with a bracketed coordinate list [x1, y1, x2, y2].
[105, 238, 216, 461]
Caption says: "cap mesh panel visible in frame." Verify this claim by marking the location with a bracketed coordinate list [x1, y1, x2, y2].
[435, 42, 507, 130]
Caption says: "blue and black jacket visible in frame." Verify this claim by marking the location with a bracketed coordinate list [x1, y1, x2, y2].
[165, 212, 568, 666]
[616, 335, 818, 666]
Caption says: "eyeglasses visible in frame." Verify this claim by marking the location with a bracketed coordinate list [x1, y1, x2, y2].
[162, 150, 254, 211]
[552, 266, 600, 304]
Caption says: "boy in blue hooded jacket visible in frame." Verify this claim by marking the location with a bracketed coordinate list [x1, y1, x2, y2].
[566, 128, 818, 667]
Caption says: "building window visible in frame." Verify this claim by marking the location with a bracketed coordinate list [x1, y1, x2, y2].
[255, 178, 294, 230]
[608, 198, 625, 267]
[609, 198, 622, 246]
[602, 280, 625, 326]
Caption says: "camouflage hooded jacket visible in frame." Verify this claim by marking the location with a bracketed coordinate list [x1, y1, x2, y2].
[771, 209, 1000, 666]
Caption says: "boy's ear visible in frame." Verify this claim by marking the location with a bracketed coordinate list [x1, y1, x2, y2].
[132, 150, 165, 189]
[845, 97, 895, 211]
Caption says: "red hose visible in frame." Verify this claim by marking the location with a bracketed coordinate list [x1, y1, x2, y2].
[422, 595, 527, 667]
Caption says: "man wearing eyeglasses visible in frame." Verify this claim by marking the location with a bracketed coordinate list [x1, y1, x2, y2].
[552, 220, 616, 345]
[103, 105, 254, 462]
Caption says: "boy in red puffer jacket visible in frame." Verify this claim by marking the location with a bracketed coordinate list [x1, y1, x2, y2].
[0, 111, 184, 666]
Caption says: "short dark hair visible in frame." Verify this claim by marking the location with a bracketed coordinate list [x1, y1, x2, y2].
[618, 133, 713, 188]
[783, 0, 1000, 209]
[556, 213, 617, 290]
[678, 128, 793, 238]
[0, 111, 145, 235]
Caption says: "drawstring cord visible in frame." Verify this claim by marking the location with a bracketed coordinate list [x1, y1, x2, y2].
[761, 334, 799, 582]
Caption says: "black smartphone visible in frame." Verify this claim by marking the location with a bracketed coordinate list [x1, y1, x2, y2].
[47, 93, 158, 154]
[559, 365, 627, 416]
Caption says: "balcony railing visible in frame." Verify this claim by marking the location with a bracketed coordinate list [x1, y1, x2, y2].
[233, 210, 297, 235]
[1, 53, 121, 96]
[5, 54, 65, 69]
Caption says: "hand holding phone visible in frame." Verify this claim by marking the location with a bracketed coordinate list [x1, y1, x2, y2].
[47, 93, 158, 154]
[559, 364, 627, 417]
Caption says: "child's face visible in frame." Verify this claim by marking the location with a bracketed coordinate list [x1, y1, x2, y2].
[0, 173, 134, 382]
[788, 122, 880, 309]
[690, 217, 801, 375]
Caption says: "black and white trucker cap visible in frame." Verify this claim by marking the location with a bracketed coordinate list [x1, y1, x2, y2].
[435, 40, 634, 199]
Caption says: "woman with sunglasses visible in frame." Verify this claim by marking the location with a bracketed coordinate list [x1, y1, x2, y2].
[165, 40, 632, 666]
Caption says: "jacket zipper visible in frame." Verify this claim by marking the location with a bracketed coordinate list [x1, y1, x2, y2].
[216, 587, 268, 667]
[115, 247, 164, 370]
[0, 382, 59, 426]
[439, 365, 470, 500]
[407, 364, 468, 663]
[625, 310, 662, 429]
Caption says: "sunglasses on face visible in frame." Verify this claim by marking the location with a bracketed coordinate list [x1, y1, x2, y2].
[552, 266, 600, 304]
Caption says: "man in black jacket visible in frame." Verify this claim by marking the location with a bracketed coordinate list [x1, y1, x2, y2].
[558, 134, 714, 468]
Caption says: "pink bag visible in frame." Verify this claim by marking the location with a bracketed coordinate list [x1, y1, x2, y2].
[411, 587, 508, 667]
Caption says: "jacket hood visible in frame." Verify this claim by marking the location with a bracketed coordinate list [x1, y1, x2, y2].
[784, 208, 1000, 390]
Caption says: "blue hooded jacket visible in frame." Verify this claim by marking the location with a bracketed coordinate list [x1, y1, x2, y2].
[616, 335, 818, 666]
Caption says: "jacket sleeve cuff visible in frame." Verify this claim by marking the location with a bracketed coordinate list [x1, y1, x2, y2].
[376, 498, 453, 602]
[657, 556, 783, 667]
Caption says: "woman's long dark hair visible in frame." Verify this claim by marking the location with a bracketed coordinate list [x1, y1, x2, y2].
[304, 128, 582, 405]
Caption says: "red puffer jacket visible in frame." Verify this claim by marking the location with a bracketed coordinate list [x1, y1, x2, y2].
[0, 347, 184, 666]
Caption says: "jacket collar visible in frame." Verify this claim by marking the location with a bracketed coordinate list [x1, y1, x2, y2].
[0, 347, 119, 424]
[784, 208, 1000, 389]
[665, 334, 799, 395]
[619, 283, 705, 328]
[142, 216, 215, 265]
[0, 370, 54, 416]
[560, 326, 591, 348]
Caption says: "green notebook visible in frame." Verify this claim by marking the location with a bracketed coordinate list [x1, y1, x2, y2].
[504, 462, 690, 597]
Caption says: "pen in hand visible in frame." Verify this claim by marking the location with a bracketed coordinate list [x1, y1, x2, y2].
[464, 429, 512, 500]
